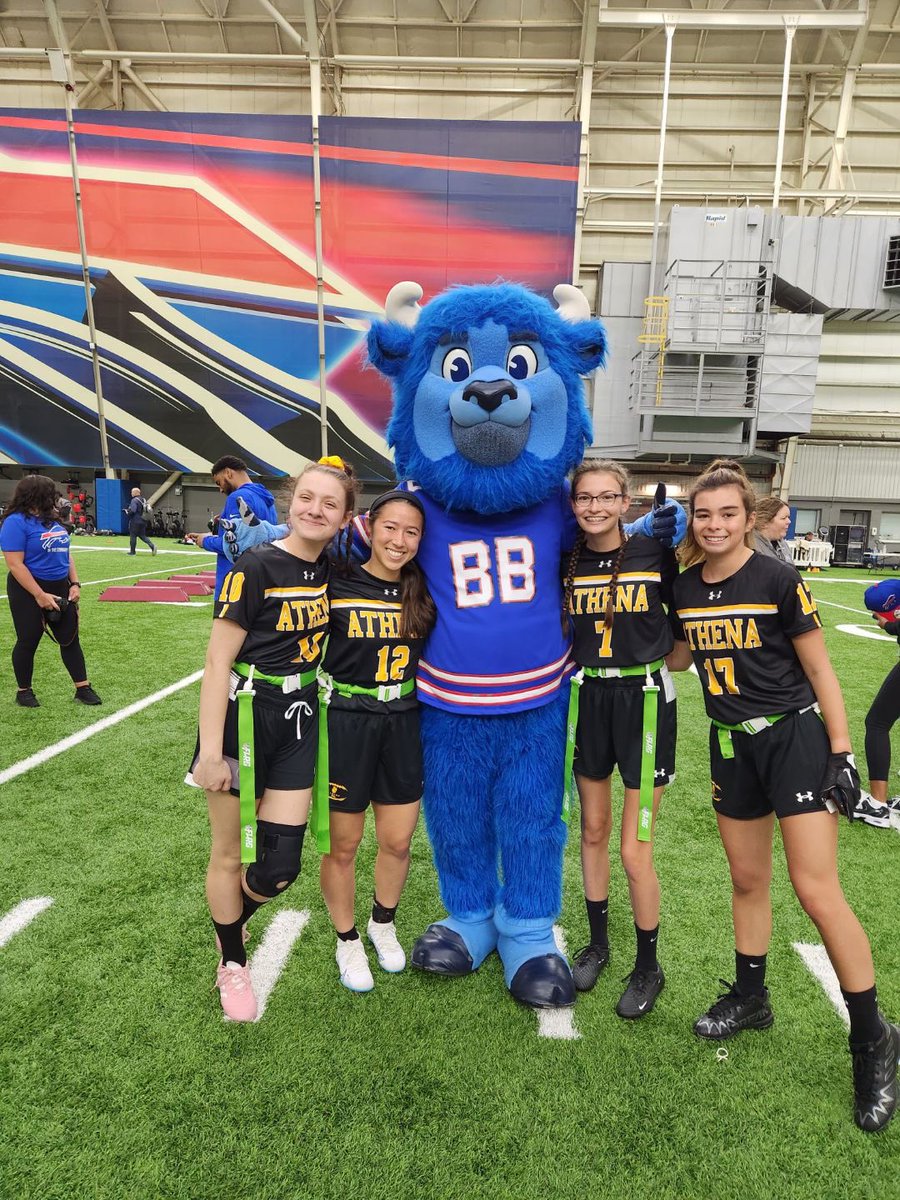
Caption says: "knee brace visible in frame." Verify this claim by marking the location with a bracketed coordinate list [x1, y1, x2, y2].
[244, 820, 306, 898]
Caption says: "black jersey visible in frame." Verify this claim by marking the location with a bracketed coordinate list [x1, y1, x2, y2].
[671, 551, 822, 724]
[566, 534, 676, 667]
[216, 542, 330, 678]
[323, 563, 425, 713]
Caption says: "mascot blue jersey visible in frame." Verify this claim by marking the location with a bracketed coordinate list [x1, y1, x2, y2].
[355, 483, 572, 715]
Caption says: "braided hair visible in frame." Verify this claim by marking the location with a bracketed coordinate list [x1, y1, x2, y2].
[562, 459, 632, 635]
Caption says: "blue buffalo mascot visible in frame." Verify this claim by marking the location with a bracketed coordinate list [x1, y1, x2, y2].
[226, 281, 682, 1009]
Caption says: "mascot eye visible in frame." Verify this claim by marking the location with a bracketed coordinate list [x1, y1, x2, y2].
[506, 344, 538, 380]
[442, 348, 472, 383]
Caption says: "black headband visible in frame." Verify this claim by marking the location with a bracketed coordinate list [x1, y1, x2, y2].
[368, 489, 426, 524]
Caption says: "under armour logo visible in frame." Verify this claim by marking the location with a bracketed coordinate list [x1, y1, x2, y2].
[708, 590, 722, 600]
[598, 558, 613, 569]
[384, 587, 399, 596]
[302, 570, 315, 580]
[654, 768, 667, 779]
[796, 791, 814, 803]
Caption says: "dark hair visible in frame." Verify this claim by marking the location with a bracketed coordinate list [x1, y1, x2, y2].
[368, 493, 436, 640]
[562, 459, 631, 635]
[211, 455, 248, 476]
[4, 475, 62, 525]
[680, 459, 756, 568]
[283, 458, 360, 568]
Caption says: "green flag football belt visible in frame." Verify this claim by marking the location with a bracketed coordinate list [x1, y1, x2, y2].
[711, 702, 820, 760]
[232, 661, 319, 863]
[563, 657, 665, 843]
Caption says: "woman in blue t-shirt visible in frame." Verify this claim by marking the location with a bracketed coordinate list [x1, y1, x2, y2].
[0, 475, 101, 708]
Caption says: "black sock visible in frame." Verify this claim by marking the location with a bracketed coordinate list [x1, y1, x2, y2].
[213, 917, 247, 967]
[240, 890, 265, 926]
[337, 926, 359, 942]
[634, 923, 659, 972]
[735, 951, 767, 997]
[842, 985, 882, 1045]
[586, 897, 609, 949]
[371, 898, 397, 924]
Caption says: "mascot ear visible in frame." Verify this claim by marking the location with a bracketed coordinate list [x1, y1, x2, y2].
[366, 281, 422, 378]
[553, 283, 607, 374]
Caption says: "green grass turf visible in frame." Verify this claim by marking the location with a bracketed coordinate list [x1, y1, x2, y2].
[0, 549, 899, 1200]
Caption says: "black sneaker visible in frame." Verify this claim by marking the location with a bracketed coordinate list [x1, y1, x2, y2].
[74, 685, 102, 706]
[851, 1017, 900, 1133]
[693, 980, 774, 1040]
[15, 688, 39, 708]
[615, 965, 664, 1019]
[571, 944, 610, 992]
[855, 791, 891, 829]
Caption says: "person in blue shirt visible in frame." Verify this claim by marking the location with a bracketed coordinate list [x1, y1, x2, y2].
[0, 475, 101, 707]
[186, 455, 277, 602]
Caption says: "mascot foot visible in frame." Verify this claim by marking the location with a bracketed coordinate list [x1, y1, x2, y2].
[509, 955, 576, 1010]
[411, 913, 497, 976]
[495, 905, 575, 1009]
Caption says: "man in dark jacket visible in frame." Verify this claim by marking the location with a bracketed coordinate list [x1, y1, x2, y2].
[187, 455, 277, 598]
[126, 488, 157, 556]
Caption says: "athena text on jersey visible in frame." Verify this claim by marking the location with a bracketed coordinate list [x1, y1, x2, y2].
[353, 484, 572, 714]
[671, 551, 821, 723]
[323, 563, 425, 713]
[567, 535, 676, 667]
[216, 543, 330, 679]
[0, 513, 72, 580]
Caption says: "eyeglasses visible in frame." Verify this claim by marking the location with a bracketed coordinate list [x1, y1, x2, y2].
[573, 492, 624, 509]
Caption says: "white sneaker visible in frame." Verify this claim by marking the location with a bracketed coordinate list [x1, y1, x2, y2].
[336, 936, 374, 992]
[856, 790, 891, 829]
[367, 918, 406, 972]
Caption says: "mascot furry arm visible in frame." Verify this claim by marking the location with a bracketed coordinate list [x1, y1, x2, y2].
[224, 282, 684, 1009]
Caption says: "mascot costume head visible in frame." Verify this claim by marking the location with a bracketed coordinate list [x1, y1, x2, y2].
[367, 281, 606, 1009]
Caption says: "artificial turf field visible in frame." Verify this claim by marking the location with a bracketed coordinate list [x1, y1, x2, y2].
[1, 539, 899, 1200]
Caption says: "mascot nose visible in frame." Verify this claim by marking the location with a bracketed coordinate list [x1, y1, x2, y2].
[462, 378, 518, 414]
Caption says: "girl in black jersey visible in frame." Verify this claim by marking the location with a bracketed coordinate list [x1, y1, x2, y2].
[562, 460, 677, 1019]
[318, 491, 436, 992]
[192, 459, 356, 1021]
[668, 460, 899, 1134]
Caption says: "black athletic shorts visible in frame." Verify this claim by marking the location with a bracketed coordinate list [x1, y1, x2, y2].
[326, 706, 423, 813]
[573, 665, 677, 789]
[709, 706, 830, 821]
[189, 675, 318, 796]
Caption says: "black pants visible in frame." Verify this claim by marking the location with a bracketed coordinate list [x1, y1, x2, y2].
[129, 519, 155, 553]
[865, 661, 900, 782]
[7, 573, 87, 689]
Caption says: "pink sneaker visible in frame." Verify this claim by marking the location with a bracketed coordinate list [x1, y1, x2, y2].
[216, 961, 257, 1022]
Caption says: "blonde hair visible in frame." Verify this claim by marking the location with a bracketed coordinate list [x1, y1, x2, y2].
[680, 459, 756, 568]
[562, 459, 632, 634]
[755, 495, 789, 533]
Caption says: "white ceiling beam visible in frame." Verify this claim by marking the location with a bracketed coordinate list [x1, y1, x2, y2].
[254, 0, 305, 53]
[597, 10, 867, 31]
[121, 58, 168, 109]
[94, 0, 118, 52]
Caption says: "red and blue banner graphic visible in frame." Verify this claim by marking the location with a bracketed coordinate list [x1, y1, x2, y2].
[0, 110, 579, 478]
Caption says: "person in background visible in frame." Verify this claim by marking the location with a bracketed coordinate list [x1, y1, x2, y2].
[125, 487, 157, 556]
[753, 496, 793, 565]
[187, 456, 277, 602]
[0, 474, 101, 707]
[855, 579, 900, 829]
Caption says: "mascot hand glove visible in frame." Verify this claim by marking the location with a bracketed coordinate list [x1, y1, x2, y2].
[221, 497, 288, 563]
[629, 499, 687, 547]
[820, 751, 861, 820]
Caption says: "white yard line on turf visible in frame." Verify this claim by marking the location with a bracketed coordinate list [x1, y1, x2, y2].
[236, 908, 311, 1023]
[813, 598, 869, 617]
[0, 897, 54, 948]
[0, 671, 203, 786]
[792, 942, 849, 1029]
[536, 925, 581, 1040]
[71, 546, 215, 556]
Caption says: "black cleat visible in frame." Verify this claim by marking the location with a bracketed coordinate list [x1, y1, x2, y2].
[693, 980, 774, 1040]
[616, 966, 664, 1019]
[74, 685, 102, 706]
[410, 924, 474, 976]
[509, 954, 575, 1009]
[571, 943, 610, 992]
[851, 1017, 900, 1133]
[15, 688, 39, 708]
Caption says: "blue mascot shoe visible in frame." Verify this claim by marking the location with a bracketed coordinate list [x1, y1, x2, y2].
[494, 905, 575, 1009]
[411, 912, 497, 976]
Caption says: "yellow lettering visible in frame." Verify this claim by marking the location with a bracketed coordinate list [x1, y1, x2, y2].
[276, 601, 294, 632]
[347, 611, 364, 638]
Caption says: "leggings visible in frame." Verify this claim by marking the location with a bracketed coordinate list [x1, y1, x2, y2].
[7, 573, 87, 688]
[129, 521, 156, 553]
[864, 661, 900, 782]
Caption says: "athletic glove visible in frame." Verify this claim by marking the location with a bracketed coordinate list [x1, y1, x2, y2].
[626, 499, 687, 548]
[220, 497, 288, 563]
[819, 751, 861, 820]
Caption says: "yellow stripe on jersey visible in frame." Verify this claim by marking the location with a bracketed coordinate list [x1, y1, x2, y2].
[330, 598, 402, 611]
[573, 571, 662, 586]
[264, 585, 327, 598]
[676, 604, 779, 619]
